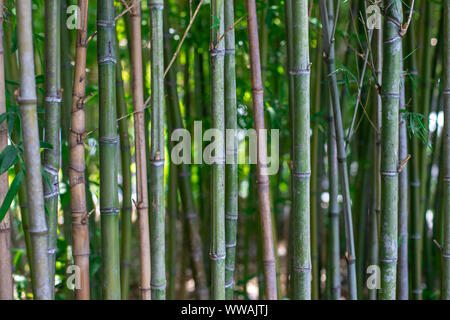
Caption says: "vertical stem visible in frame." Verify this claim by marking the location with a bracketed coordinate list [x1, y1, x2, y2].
[0, 0, 13, 300]
[224, 0, 238, 300]
[43, 0, 61, 298]
[290, 0, 311, 300]
[245, 0, 277, 299]
[149, 0, 166, 300]
[130, 0, 152, 300]
[442, 0, 450, 300]
[379, 0, 402, 300]
[97, 0, 121, 299]
[16, 0, 51, 300]
[167, 161, 178, 300]
[69, 0, 90, 300]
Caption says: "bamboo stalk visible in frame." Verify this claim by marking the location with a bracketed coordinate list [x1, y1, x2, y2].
[442, 0, 450, 300]
[379, 0, 402, 300]
[149, 0, 166, 300]
[114, 31, 133, 301]
[0, 0, 13, 300]
[163, 7, 209, 299]
[167, 161, 178, 300]
[43, 0, 61, 297]
[224, 0, 238, 300]
[245, 0, 277, 300]
[319, 0, 357, 299]
[69, 0, 90, 300]
[16, 0, 51, 300]
[97, 0, 121, 300]
[129, 0, 152, 300]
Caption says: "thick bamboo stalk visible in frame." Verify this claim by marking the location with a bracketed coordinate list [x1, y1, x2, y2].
[245, 0, 277, 300]
[379, 0, 402, 300]
[442, 0, 450, 300]
[16, 0, 51, 300]
[43, 0, 61, 297]
[97, 0, 121, 300]
[167, 161, 178, 300]
[61, 0, 73, 244]
[289, 0, 311, 300]
[319, 0, 357, 299]
[149, 0, 166, 300]
[397, 58, 408, 300]
[163, 8, 209, 300]
[114, 32, 133, 301]
[0, 0, 13, 300]
[130, 0, 152, 300]
[224, 0, 238, 300]
[210, 0, 226, 300]
[69, 0, 90, 300]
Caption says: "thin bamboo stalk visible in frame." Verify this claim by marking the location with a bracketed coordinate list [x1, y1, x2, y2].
[16, 0, 51, 300]
[0, 0, 13, 300]
[69, 0, 90, 300]
[43, 0, 61, 297]
[114, 32, 133, 301]
[149, 0, 166, 300]
[130, 0, 152, 300]
[379, 0, 402, 300]
[319, 0, 357, 299]
[224, 0, 238, 300]
[245, 0, 277, 300]
[442, 0, 450, 300]
[97, 0, 121, 300]
[167, 162, 178, 300]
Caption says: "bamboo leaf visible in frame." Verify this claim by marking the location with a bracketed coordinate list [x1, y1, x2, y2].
[0, 170, 24, 223]
[0, 145, 19, 175]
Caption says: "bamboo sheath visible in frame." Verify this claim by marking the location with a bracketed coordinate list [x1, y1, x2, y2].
[16, 0, 51, 300]
[0, 0, 13, 300]
[130, 0, 151, 300]
[69, 0, 90, 300]
[245, 0, 277, 300]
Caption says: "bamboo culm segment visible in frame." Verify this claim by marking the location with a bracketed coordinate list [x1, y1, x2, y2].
[0, 0, 13, 300]
[130, 0, 151, 300]
[379, 0, 402, 300]
[97, 0, 121, 300]
[290, 0, 311, 300]
[245, 0, 277, 300]
[16, 0, 51, 300]
[69, 0, 90, 300]
[224, 0, 238, 300]
[442, 0, 450, 300]
[114, 32, 133, 301]
[163, 6, 209, 299]
[43, 0, 61, 299]
[319, 0, 357, 300]
[149, 0, 166, 300]
[210, 0, 226, 300]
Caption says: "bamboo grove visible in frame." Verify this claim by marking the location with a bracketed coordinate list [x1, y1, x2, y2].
[0, 0, 448, 301]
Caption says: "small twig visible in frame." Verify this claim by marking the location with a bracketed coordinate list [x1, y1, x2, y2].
[330, 0, 340, 43]
[215, 15, 246, 46]
[399, 0, 415, 37]
[397, 154, 411, 173]
[163, 0, 204, 78]
[83, 92, 96, 105]
[433, 239, 442, 251]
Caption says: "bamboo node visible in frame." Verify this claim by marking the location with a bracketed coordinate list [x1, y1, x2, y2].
[380, 258, 397, 264]
[98, 56, 117, 65]
[44, 188, 60, 199]
[225, 241, 236, 248]
[100, 207, 119, 216]
[293, 265, 311, 273]
[44, 95, 62, 103]
[99, 135, 119, 144]
[210, 48, 225, 57]
[381, 170, 398, 177]
[209, 253, 226, 261]
[225, 280, 234, 288]
[225, 265, 235, 272]
[225, 213, 238, 220]
[150, 282, 167, 290]
[292, 171, 311, 178]
[96, 20, 116, 28]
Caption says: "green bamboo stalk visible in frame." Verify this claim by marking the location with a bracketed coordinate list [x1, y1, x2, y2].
[397, 57, 408, 300]
[246, 0, 278, 300]
[43, 0, 61, 298]
[379, 0, 402, 300]
[16, 0, 51, 300]
[0, 0, 13, 300]
[167, 161, 178, 300]
[327, 97, 340, 300]
[61, 0, 73, 244]
[224, 0, 238, 300]
[210, 0, 226, 300]
[289, 0, 311, 300]
[319, 0, 358, 300]
[97, 0, 121, 300]
[163, 8, 209, 299]
[69, 0, 90, 300]
[149, 0, 166, 300]
[130, 0, 152, 300]
[442, 0, 450, 300]
[114, 31, 133, 301]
